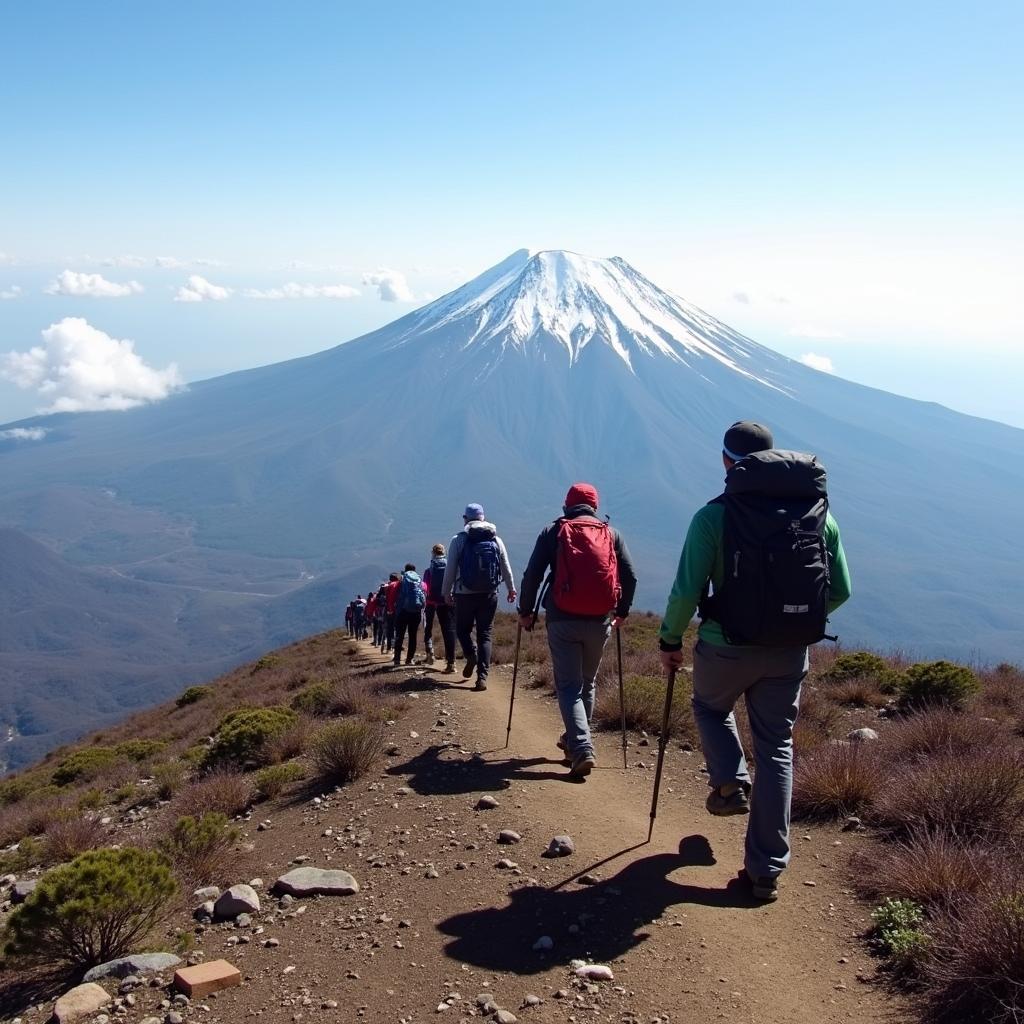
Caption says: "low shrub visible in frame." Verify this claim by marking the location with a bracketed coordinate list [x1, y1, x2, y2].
[152, 760, 188, 801]
[52, 747, 123, 787]
[254, 761, 307, 799]
[872, 746, 1024, 841]
[1, 847, 176, 967]
[264, 715, 314, 764]
[158, 812, 239, 885]
[829, 677, 890, 708]
[0, 793, 73, 847]
[310, 719, 385, 786]
[871, 897, 929, 969]
[594, 674, 693, 741]
[175, 685, 212, 708]
[0, 773, 48, 806]
[114, 739, 167, 762]
[249, 654, 282, 675]
[920, 872, 1024, 1024]
[853, 831, 993, 909]
[792, 742, 886, 820]
[822, 651, 902, 694]
[42, 813, 106, 865]
[0, 836, 44, 875]
[76, 788, 105, 811]
[290, 681, 334, 716]
[205, 706, 298, 768]
[170, 768, 254, 820]
[898, 660, 980, 711]
[795, 687, 843, 737]
[329, 675, 374, 717]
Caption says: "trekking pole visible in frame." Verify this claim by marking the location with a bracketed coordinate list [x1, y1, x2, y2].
[504, 623, 523, 749]
[647, 667, 677, 842]
[616, 626, 627, 769]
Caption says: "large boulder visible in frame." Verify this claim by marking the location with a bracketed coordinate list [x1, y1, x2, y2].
[53, 983, 111, 1023]
[213, 884, 261, 920]
[11, 879, 37, 904]
[272, 867, 359, 898]
[83, 952, 182, 982]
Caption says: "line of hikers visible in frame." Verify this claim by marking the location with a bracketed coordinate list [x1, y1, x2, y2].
[344, 421, 851, 903]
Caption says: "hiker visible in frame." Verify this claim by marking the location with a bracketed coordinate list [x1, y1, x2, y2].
[365, 590, 378, 641]
[441, 503, 516, 691]
[393, 563, 426, 666]
[658, 421, 851, 903]
[518, 483, 637, 778]
[353, 594, 367, 640]
[423, 543, 456, 671]
[374, 583, 388, 646]
[344, 600, 355, 636]
[383, 572, 401, 653]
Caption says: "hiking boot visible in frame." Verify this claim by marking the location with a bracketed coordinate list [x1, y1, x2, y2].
[556, 734, 567, 753]
[405, 656, 414, 666]
[462, 654, 477, 679]
[745, 870, 779, 902]
[442, 662, 455, 674]
[392, 657, 401, 668]
[706, 783, 751, 817]
[570, 753, 595, 778]
[425, 651, 435, 666]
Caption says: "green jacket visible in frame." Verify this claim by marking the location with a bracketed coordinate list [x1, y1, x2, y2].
[659, 503, 852, 648]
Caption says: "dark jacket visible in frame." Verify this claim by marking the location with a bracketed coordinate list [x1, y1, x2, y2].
[518, 504, 638, 622]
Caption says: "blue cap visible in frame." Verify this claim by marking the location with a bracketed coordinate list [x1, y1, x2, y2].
[463, 502, 485, 520]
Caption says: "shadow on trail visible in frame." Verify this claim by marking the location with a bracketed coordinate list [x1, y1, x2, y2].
[438, 836, 761, 972]
[387, 744, 575, 796]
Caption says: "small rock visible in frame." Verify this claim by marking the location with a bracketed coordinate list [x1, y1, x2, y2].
[842, 816, 864, 832]
[575, 965, 614, 981]
[11, 879, 37, 904]
[322, 1000, 339, 1009]
[577, 874, 600, 886]
[166, 1013, 184, 1024]
[476, 795, 499, 810]
[803, 880, 817, 887]
[53, 983, 110, 1023]
[84, 953, 182, 983]
[264, 938, 280, 948]
[495, 1012, 517, 1024]
[497, 830, 521, 845]
[523, 994, 542, 1007]
[545, 835, 574, 858]
[496, 859, 518, 870]
[213, 884, 260, 920]
[847, 727, 879, 742]
[532, 935, 554, 952]
[273, 867, 360, 897]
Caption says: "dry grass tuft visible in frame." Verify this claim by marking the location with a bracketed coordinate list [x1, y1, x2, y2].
[42, 814, 107, 865]
[792, 742, 886, 820]
[882, 707, 1005, 763]
[310, 719, 385, 786]
[169, 768, 254, 821]
[593, 673, 694, 743]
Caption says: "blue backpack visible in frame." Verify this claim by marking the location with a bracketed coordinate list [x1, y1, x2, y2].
[459, 528, 501, 592]
[397, 571, 425, 613]
[427, 557, 447, 600]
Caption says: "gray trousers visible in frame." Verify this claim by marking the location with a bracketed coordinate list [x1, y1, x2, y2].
[691, 638, 808, 879]
[547, 618, 611, 759]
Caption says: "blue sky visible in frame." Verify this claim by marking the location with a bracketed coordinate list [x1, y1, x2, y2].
[1, 1, 1022, 424]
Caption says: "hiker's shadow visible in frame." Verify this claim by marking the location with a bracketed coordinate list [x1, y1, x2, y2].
[387, 744, 573, 796]
[438, 835, 760, 973]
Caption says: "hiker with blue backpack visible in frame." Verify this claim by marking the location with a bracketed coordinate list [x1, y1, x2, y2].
[422, 543, 456, 672]
[658, 421, 852, 902]
[392, 563, 426, 666]
[518, 483, 637, 778]
[441, 503, 516, 691]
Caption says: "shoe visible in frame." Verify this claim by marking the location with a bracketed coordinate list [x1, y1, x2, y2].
[405, 657, 414, 665]
[556, 734, 567, 752]
[392, 658, 401, 668]
[462, 654, 477, 678]
[442, 662, 455, 674]
[425, 651, 435, 666]
[745, 870, 779, 902]
[473, 679, 488, 691]
[570, 753, 596, 778]
[706, 784, 751, 817]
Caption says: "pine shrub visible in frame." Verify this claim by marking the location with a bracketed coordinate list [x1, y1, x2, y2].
[822, 651, 902, 693]
[898, 660, 980, 711]
[114, 739, 167, 762]
[158, 813, 239, 885]
[2, 847, 176, 967]
[290, 681, 334, 716]
[205, 706, 298, 768]
[152, 760, 188, 801]
[52, 747, 123, 786]
[175, 685, 212, 708]
[310, 719, 385, 786]
[254, 761, 307, 799]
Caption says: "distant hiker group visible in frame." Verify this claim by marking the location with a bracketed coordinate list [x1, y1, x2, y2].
[343, 420, 851, 903]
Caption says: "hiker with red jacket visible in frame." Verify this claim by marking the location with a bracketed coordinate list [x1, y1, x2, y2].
[422, 543, 456, 672]
[365, 591, 378, 637]
[383, 572, 401, 654]
[518, 484, 637, 778]
[372, 583, 388, 647]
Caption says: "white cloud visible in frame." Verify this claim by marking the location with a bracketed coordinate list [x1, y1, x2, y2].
[155, 255, 187, 269]
[174, 275, 232, 303]
[45, 270, 144, 298]
[0, 426, 48, 441]
[0, 317, 183, 413]
[243, 282, 360, 300]
[102, 254, 148, 268]
[193, 257, 224, 267]
[731, 290, 750, 304]
[799, 352, 835, 373]
[1, 285, 22, 300]
[362, 268, 415, 302]
[0, 252, 15, 266]
[788, 325, 844, 339]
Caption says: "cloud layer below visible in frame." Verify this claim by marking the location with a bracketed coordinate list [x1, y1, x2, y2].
[46, 270, 143, 298]
[1, 317, 183, 412]
[799, 352, 835, 373]
[243, 282, 360, 300]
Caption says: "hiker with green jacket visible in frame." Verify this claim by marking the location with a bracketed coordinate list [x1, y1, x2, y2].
[659, 421, 851, 903]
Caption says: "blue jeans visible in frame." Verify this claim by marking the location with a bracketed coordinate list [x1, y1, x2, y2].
[691, 638, 808, 879]
[455, 592, 498, 682]
[547, 618, 611, 759]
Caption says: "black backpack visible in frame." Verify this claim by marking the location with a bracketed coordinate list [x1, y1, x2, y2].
[699, 450, 831, 646]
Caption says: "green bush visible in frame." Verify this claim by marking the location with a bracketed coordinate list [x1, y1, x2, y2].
[898, 660, 980, 711]
[52, 748, 122, 787]
[152, 760, 188, 801]
[821, 651, 902, 694]
[0, 837, 44, 875]
[249, 655, 282, 675]
[254, 761, 307, 799]
[175, 685, 212, 708]
[290, 681, 334, 716]
[205, 706, 298, 768]
[76, 789, 105, 811]
[310, 719, 385, 786]
[871, 897, 929, 967]
[0, 774, 48, 806]
[2, 847, 176, 967]
[114, 739, 167, 762]
[158, 813, 239, 885]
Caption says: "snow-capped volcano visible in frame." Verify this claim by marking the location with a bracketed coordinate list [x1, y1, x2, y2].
[390, 249, 775, 384]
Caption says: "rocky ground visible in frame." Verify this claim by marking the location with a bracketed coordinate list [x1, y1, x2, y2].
[1, 638, 903, 1024]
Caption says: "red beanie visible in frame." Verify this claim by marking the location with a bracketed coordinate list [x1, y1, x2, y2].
[565, 482, 599, 510]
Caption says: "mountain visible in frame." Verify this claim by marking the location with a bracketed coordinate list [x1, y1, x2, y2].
[2, 249, 1022, 766]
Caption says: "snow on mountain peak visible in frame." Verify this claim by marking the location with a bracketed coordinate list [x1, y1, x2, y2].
[398, 249, 775, 384]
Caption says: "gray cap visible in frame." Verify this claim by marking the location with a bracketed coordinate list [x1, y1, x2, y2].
[723, 421, 774, 461]
[463, 502, 485, 520]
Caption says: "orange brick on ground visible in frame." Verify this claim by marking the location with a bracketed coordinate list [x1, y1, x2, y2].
[173, 959, 242, 998]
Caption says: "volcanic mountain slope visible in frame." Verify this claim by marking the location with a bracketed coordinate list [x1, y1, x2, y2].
[1, 249, 1022, 764]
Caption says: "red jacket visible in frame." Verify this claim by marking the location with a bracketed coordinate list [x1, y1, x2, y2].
[385, 580, 400, 614]
[366, 594, 377, 618]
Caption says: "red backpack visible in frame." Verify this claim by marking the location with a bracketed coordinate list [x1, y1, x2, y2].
[552, 517, 621, 616]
